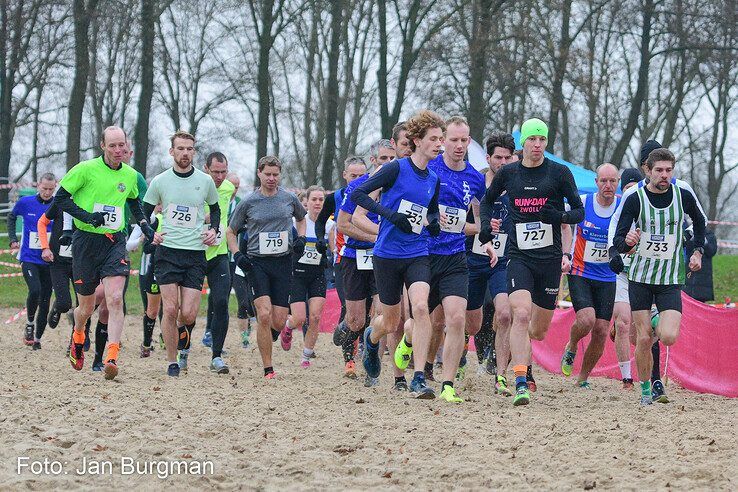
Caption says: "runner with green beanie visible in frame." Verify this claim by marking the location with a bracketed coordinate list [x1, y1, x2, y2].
[518, 118, 549, 145]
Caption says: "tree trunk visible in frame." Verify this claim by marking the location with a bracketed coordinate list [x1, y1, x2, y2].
[377, 0, 390, 137]
[66, 0, 99, 169]
[133, 0, 156, 177]
[254, 0, 275, 185]
[320, 0, 342, 188]
[466, 0, 498, 142]
[546, 0, 572, 154]
[609, 0, 654, 167]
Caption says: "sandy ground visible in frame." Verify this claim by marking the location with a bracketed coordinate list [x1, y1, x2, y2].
[0, 308, 736, 490]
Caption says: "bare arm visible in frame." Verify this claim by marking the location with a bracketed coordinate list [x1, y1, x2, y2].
[226, 226, 240, 255]
[337, 210, 376, 243]
[294, 217, 306, 237]
[465, 201, 480, 236]
[352, 205, 379, 236]
[561, 223, 573, 254]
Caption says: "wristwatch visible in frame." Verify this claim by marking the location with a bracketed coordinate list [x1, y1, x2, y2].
[563, 253, 573, 261]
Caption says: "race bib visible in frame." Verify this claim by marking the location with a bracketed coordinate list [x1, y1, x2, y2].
[638, 233, 677, 260]
[439, 204, 466, 233]
[298, 246, 322, 265]
[166, 204, 197, 229]
[27, 232, 42, 250]
[59, 244, 73, 258]
[397, 199, 427, 235]
[356, 248, 374, 271]
[471, 233, 507, 257]
[583, 240, 609, 263]
[515, 222, 553, 250]
[93, 203, 123, 229]
[259, 231, 289, 255]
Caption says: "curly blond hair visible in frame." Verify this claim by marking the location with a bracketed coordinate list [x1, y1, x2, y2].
[404, 110, 446, 152]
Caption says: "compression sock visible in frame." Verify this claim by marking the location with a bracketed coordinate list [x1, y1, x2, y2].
[177, 324, 193, 350]
[619, 361, 632, 380]
[424, 362, 434, 374]
[641, 380, 652, 397]
[106, 342, 120, 362]
[514, 365, 528, 388]
[651, 341, 661, 381]
[264, 366, 274, 376]
[302, 348, 314, 362]
[143, 315, 156, 347]
[95, 321, 108, 359]
[72, 329, 86, 345]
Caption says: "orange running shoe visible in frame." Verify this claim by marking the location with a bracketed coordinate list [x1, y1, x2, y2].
[344, 360, 356, 379]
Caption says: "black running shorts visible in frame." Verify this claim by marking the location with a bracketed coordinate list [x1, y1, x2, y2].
[506, 257, 562, 310]
[72, 230, 129, 296]
[567, 274, 616, 321]
[154, 245, 207, 291]
[341, 256, 376, 301]
[628, 281, 682, 313]
[373, 255, 431, 306]
[428, 252, 468, 312]
[247, 255, 292, 308]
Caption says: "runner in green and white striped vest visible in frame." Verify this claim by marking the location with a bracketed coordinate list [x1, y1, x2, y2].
[627, 184, 685, 285]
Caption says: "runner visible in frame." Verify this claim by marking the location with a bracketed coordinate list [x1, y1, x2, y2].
[391, 121, 413, 158]
[351, 109, 443, 399]
[199, 152, 236, 374]
[559, 163, 620, 388]
[281, 185, 331, 368]
[142, 131, 220, 377]
[466, 132, 517, 396]
[394, 116, 485, 403]
[608, 140, 707, 401]
[226, 155, 306, 379]
[8, 173, 56, 348]
[125, 205, 163, 358]
[611, 148, 706, 405]
[315, 154, 368, 357]
[608, 168, 642, 389]
[479, 118, 584, 406]
[54, 126, 160, 379]
[333, 156, 380, 383]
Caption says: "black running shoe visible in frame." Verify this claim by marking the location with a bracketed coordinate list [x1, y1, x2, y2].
[332, 321, 349, 346]
[48, 309, 60, 329]
[651, 379, 669, 403]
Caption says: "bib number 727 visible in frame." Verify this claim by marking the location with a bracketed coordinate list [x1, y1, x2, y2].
[515, 222, 553, 250]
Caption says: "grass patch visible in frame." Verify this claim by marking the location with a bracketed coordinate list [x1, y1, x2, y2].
[712, 255, 738, 302]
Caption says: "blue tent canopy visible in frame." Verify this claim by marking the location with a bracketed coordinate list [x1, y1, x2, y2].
[512, 131, 597, 195]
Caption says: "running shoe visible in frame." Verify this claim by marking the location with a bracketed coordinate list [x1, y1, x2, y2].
[394, 334, 413, 370]
[177, 349, 189, 371]
[47, 308, 60, 329]
[344, 360, 357, 379]
[440, 385, 463, 403]
[168, 362, 180, 377]
[577, 381, 591, 389]
[201, 330, 213, 347]
[210, 357, 230, 374]
[270, 329, 280, 342]
[561, 349, 576, 377]
[23, 322, 34, 346]
[103, 359, 118, 380]
[362, 328, 381, 378]
[332, 321, 349, 346]
[409, 375, 435, 399]
[527, 366, 537, 392]
[651, 379, 669, 403]
[69, 343, 84, 370]
[264, 371, 277, 380]
[92, 361, 104, 372]
[280, 326, 293, 351]
[393, 378, 409, 391]
[241, 329, 250, 348]
[640, 395, 653, 406]
[300, 360, 311, 369]
[32, 341, 41, 350]
[363, 375, 379, 387]
[476, 362, 487, 376]
[622, 378, 634, 390]
[140, 344, 153, 358]
[513, 384, 530, 406]
[495, 375, 513, 396]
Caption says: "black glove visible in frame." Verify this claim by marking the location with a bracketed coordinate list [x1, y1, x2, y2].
[142, 241, 157, 255]
[293, 236, 307, 255]
[608, 246, 624, 274]
[389, 212, 414, 234]
[539, 203, 562, 225]
[140, 222, 156, 243]
[87, 211, 107, 228]
[426, 219, 441, 237]
[234, 251, 253, 273]
[315, 239, 328, 255]
[58, 230, 73, 246]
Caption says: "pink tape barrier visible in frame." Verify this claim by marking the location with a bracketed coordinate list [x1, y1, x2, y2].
[530, 292, 738, 398]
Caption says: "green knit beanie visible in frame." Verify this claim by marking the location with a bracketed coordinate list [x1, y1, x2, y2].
[519, 118, 549, 146]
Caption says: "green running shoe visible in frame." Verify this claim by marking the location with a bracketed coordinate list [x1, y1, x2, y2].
[394, 334, 413, 370]
[440, 385, 463, 403]
[577, 380, 591, 389]
[513, 384, 530, 406]
[561, 349, 576, 377]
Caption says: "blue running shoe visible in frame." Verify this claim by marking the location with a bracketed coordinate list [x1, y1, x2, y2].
[201, 330, 213, 347]
[362, 327, 381, 378]
[177, 349, 189, 371]
[410, 375, 436, 399]
[92, 361, 104, 372]
[168, 362, 180, 377]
